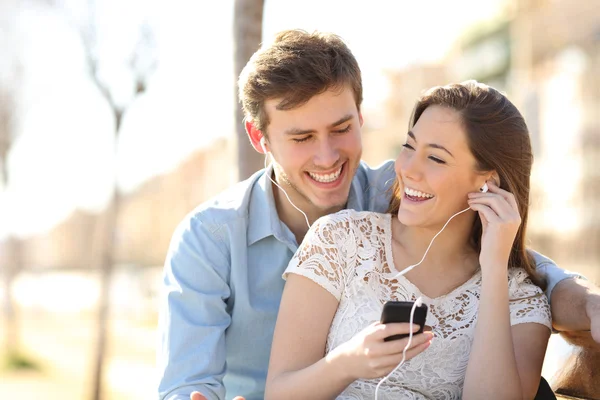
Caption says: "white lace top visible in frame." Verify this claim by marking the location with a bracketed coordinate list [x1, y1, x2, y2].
[284, 210, 552, 400]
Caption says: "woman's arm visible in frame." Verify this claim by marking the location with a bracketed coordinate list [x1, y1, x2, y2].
[265, 274, 353, 400]
[466, 181, 551, 399]
[463, 267, 550, 400]
[265, 274, 433, 400]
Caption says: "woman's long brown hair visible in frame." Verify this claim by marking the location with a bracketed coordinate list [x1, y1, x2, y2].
[388, 81, 544, 289]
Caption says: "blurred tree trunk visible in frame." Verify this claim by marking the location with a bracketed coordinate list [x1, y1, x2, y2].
[1, 237, 21, 358]
[234, 0, 265, 181]
[81, 5, 155, 397]
[0, 140, 21, 357]
[86, 49, 151, 400]
[90, 185, 118, 400]
[89, 105, 122, 400]
[0, 66, 22, 360]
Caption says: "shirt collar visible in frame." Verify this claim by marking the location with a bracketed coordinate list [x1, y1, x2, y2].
[346, 170, 363, 211]
[247, 165, 291, 246]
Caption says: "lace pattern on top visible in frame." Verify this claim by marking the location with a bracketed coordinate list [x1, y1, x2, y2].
[284, 209, 552, 400]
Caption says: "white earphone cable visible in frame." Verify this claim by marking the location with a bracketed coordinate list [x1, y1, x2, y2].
[262, 140, 481, 398]
[393, 206, 472, 279]
[375, 296, 423, 399]
[264, 151, 311, 230]
[375, 203, 476, 399]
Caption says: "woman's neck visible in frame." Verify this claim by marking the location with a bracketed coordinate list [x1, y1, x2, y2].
[391, 212, 478, 274]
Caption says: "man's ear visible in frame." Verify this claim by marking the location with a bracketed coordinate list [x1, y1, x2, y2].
[245, 120, 266, 154]
[358, 112, 364, 127]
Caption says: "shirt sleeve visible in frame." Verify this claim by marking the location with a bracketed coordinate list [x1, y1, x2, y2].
[508, 268, 552, 330]
[157, 215, 231, 400]
[283, 212, 355, 302]
[528, 249, 586, 302]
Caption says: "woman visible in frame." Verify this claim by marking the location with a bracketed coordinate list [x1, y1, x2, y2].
[265, 81, 552, 400]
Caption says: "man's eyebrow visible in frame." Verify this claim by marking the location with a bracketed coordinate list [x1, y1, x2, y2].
[284, 127, 316, 136]
[328, 114, 353, 129]
[407, 130, 455, 158]
[284, 114, 354, 136]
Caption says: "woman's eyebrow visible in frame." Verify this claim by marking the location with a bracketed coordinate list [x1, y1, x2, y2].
[408, 130, 454, 158]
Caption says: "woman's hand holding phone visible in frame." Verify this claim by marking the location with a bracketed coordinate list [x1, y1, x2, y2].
[327, 320, 433, 381]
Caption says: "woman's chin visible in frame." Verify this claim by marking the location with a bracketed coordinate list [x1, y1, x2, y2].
[396, 211, 422, 227]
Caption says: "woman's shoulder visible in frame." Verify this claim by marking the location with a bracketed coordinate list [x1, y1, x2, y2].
[508, 267, 537, 284]
[508, 267, 546, 299]
[305, 210, 390, 250]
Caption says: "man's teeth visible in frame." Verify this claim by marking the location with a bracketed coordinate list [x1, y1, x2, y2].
[404, 187, 434, 198]
[308, 167, 342, 183]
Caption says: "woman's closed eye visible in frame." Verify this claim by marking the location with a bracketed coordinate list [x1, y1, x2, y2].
[428, 156, 445, 164]
[402, 143, 446, 164]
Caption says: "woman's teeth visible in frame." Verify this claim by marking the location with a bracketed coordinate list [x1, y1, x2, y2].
[404, 187, 434, 199]
[308, 166, 342, 183]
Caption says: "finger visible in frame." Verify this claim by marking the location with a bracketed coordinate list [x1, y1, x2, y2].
[378, 338, 433, 369]
[468, 202, 501, 223]
[378, 323, 422, 340]
[233, 397, 246, 400]
[401, 338, 433, 360]
[468, 194, 515, 218]
[387, 331, 434, 354]
[469, 197, 520, 224]
[190, 392, 207, 400]
[485, 181, 519, 210]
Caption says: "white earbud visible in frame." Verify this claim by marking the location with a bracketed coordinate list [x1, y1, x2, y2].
[260, 137, 268, 154]
[480, 182, 488, 193]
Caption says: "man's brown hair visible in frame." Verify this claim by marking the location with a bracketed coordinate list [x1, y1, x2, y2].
[238, 29, 362, 134]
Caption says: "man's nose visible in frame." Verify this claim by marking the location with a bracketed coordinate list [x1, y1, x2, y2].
[313, 138, 340, 168]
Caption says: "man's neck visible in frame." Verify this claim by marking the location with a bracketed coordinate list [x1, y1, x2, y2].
[271, 180, 343, 245]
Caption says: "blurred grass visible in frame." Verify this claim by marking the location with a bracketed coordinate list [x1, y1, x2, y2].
[2, 351, 41, 372]
[0, 308, 156, 400]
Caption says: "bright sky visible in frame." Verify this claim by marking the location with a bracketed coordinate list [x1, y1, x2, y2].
[0, 0, 506, 238]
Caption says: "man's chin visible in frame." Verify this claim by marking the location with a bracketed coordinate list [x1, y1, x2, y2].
[312, 199, 347, 215]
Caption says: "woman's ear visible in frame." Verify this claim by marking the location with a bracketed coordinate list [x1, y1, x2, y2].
[490, 171, 501, 187]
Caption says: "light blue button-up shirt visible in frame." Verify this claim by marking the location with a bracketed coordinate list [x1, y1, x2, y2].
[157, 160, 575, 400]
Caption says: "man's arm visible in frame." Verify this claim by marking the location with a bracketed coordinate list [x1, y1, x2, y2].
[157, 215, 231, 400]
[530, 249, 600, 342]
[550, 277, 600, 342]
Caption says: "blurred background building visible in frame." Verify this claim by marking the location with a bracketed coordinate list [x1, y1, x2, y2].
[0, 0, 598, 398]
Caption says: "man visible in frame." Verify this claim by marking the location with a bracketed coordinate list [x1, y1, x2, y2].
[157, 29, 600, 400]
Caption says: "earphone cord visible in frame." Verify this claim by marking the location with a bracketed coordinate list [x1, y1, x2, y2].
[375, 205, 473, 399]
[264, 153, 311, 230]
[374, 297, 422, 400]
[264, 147, 474, 397]
[393, 206, 472, 279]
